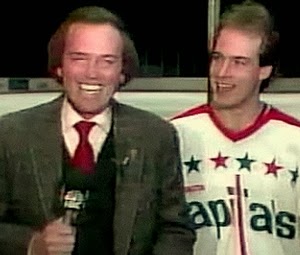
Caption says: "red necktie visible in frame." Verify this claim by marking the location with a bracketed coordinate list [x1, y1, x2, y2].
[71, 121, 96, 174]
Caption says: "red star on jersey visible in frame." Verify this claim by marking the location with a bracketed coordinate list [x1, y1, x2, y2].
[264, 158, 283, 177]
[210, 151, 229, 169]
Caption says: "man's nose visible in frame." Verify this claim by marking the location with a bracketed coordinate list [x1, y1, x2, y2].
[217, 59, 231, 76]
[85, 60, 99, 78]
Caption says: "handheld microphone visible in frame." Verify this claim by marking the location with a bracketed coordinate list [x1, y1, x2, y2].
[63, 190, 87, 225]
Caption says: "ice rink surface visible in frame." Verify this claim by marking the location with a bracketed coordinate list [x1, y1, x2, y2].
[0, 91, 300, 120]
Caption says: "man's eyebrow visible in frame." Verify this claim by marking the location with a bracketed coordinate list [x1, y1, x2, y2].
[65, 52, 87, 56]
[66, 52, 120, 58]
[233, 56, 251, 60]
[211, 52, 251, 60]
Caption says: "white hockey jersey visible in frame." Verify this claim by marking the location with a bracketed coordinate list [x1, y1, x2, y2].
[171, 104, 300, 255]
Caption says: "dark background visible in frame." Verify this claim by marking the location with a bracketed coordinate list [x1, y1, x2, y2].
[0, 1, 296, 78]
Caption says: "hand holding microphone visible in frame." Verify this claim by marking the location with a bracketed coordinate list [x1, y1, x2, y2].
[29, 219, 76, 255]
[29, 190, 86, 255]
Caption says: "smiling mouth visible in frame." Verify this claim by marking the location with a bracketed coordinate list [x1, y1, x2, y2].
[80, 84, 104, 94]
[216, 82, 234, 91]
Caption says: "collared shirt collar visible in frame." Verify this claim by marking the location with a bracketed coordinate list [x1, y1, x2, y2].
[61, 97, 112, 134]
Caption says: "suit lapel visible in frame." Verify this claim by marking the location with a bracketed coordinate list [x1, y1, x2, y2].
[112, 102, 144, 255]
[29, 96, 64, 220]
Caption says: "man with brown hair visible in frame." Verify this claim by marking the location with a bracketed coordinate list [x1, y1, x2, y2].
[172, 1, 300, 254]
[0, 6, 195, 255]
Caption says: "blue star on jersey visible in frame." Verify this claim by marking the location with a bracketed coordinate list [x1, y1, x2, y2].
[289, 167, 299, 184]
[236, 152, 256, 171]
[184, 155, 201, 173]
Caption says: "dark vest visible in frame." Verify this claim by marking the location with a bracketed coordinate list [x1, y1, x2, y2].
[62, 129, 116, 255]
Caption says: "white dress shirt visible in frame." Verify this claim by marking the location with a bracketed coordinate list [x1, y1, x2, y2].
[61, 98, 112, 161]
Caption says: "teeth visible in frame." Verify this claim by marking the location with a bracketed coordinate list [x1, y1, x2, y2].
[80, 84, 103, 92]
[217, 83, 233, 89]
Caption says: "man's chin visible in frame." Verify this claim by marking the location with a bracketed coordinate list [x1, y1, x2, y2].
[75, 106, 108, 119]
[211, 100, 235, 110]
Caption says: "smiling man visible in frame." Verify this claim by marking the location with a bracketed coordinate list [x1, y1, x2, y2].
[58, 22, 124, 119]
[0, 6, 195, 255]
[171, 1, 300, 255]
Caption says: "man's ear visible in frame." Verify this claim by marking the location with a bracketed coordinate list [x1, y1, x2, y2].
[120, 73, 125, 84]
[259, 65, 272, 80]
[56, 67, 62, 77]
